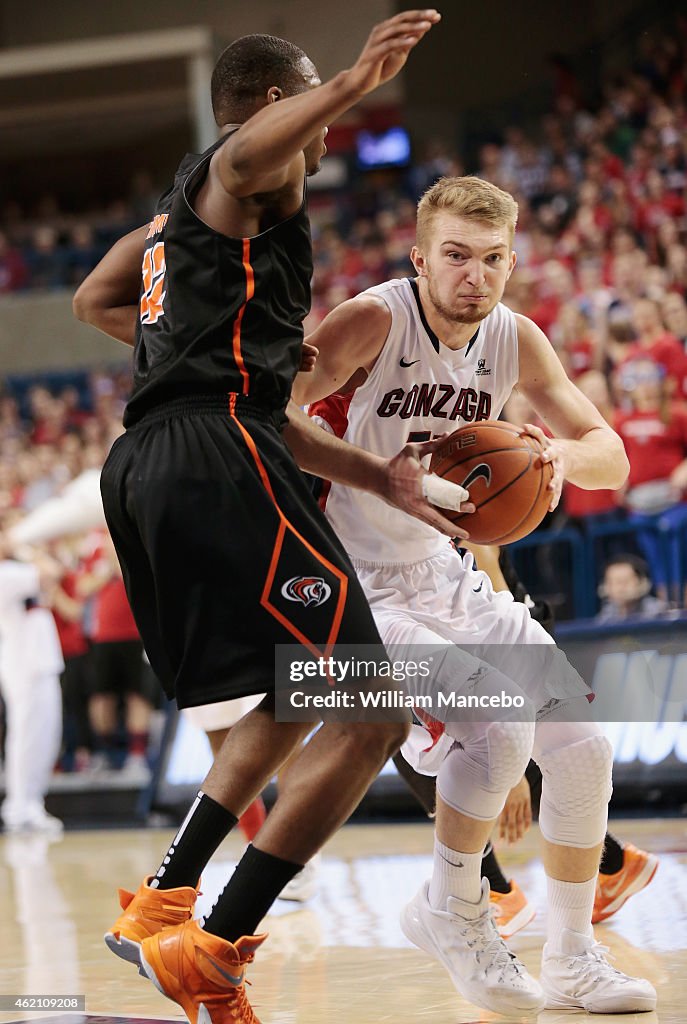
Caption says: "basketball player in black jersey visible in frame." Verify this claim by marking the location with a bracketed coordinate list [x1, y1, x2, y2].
[73, 12, 472, 1023]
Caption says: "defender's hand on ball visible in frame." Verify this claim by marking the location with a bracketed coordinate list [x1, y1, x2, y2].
[384, 436, 475, 539]
[521, 423, 566, 511]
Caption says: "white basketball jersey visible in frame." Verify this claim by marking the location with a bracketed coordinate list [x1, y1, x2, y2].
[310, 278, 519, 564]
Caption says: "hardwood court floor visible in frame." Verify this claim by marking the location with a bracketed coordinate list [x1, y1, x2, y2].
[0, 817, 684, 1024]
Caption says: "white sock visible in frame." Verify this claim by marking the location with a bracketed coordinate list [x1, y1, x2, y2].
[428, 838, 483, 909]
[546, 876, 596, 951]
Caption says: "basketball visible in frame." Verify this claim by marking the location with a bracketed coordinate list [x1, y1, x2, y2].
[429, 420, 554, 545]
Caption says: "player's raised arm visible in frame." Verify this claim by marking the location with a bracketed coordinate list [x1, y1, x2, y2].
[515, 313, 629, 509]
[292, 294, 392, 405]
[216, 10, 441, 198]
[72, 224, 148, 346]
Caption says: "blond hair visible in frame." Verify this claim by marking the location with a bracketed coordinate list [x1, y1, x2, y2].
[416, 176, 518, 249]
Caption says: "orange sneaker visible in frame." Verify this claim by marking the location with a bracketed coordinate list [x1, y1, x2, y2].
[104, 874, 199, 966]
[489, 881, 535, 939]
[592, 843, 658, 924]
[140, 919, 266, 1024]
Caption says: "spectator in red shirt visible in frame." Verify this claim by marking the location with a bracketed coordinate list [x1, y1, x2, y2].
[60, 385, 94, 432]
[0, 230, 28, 292]
[614, 358, 687, 603]
[78, 533, 152, 778]
[27, 386, 54, 445]
[635, 169, 685, 239]
[662, 291, 687, 352]
[665, 242, 687, 296]
[551, 303, 599, 379]
[577, 180, 614, 236]
[623, 297, 686, 396]
[608, 250, 647, 312]
[30, 398, 69, 446]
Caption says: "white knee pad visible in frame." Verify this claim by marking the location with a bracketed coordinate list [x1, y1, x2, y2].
[486, 718, 535, 791]
[538, 733, 613, 848]
[437, 719, 534, 821]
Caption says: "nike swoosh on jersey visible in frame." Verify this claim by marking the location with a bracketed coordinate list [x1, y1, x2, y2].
[399, 357, 421, 368]
[473, 580, 484, 593]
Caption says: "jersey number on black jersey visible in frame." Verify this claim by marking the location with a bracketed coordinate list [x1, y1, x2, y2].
[140, 242, 167, 325]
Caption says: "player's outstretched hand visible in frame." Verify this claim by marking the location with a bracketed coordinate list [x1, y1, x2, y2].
[347, 9, 441, 96]
[383, 436, 474, 538]
[498, 775, 532, 845]
[299, 341, 319, 373]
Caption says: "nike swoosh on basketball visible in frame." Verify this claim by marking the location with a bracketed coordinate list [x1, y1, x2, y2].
[460, 463, 492, 489]
[399, 357, 420, 368]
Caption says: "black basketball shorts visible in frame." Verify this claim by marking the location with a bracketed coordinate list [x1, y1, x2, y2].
[100, 396, 384, 709]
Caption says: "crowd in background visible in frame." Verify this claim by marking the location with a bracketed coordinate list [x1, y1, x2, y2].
[0, 374, 158, 788]
[0, 172, 158, 294]
[0, 16, 686, 790]
[0, 372, 126, 533]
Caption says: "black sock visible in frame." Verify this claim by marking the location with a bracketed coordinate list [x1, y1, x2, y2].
[481, 841, 511, 894]
[152, 791, 238, 890]
[204, 844, 302, 942]
[599, 832, 625, 874]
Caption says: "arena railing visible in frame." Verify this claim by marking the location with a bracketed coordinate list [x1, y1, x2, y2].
[510, 518, 687, 619]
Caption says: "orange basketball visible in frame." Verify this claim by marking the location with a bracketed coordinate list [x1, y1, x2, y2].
[429, 420, 554, 545]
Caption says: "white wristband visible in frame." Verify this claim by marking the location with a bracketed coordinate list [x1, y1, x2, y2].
[422, 473, 469, 511]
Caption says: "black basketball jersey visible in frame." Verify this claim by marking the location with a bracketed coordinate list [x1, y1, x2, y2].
[124, 132, 312, 426]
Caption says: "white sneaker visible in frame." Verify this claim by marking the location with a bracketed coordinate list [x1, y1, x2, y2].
[87, 752, 115, 774]
[118, 754, 151, 784]
[29, 810, 64, 835]
[4, 806, 63, 836]
[540, 928, 657, 1013]
[401, 878, 545, 1015]
[279, 855, 320, 902]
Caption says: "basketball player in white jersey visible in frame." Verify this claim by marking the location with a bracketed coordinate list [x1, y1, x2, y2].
[293, 176, 656, 1015]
